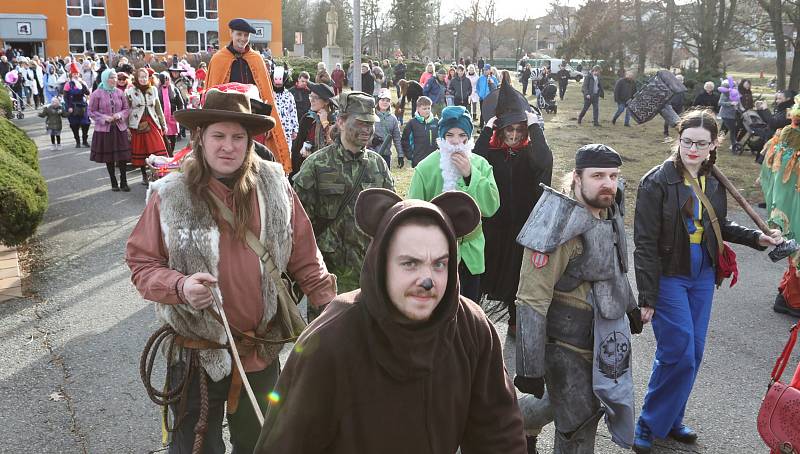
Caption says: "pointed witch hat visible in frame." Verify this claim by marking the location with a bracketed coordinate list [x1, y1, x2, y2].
[494, 77, 530, 128]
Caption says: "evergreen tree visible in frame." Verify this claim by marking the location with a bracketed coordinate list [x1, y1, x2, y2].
[390, 0, 434, 57]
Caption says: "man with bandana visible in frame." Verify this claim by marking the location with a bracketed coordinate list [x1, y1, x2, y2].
[407, 105, 499, 303]
[205, 18, 291, 172]
[514, 144, 643, 454]
[272, 65, 299, 151]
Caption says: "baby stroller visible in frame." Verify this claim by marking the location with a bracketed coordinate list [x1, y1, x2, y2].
[4, 85, 25, 119]
[537, 82, 558, 114]
[739, 109, 768, 155]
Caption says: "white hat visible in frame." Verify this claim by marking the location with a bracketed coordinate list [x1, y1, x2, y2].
[377, 88, 391, 100]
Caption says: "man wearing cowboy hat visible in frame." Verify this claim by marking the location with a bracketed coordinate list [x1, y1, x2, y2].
[126, 86, 336, 454]
[293, 91, 395, 300]
[205, 18, 291, 174]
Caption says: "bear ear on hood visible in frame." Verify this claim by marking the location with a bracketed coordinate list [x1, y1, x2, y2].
[356, 188, 403, 237]
[430, 191, 480, 238]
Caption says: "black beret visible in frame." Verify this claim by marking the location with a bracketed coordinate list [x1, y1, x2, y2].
[575, 143, 622, 169]
[308, 82, 337, 104]
[228, 18, 257, 34]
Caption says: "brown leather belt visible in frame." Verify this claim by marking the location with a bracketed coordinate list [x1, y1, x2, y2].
[173, 331, 258, 414]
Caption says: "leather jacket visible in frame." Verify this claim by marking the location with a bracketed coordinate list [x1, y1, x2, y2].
[633, 159, 765, 308]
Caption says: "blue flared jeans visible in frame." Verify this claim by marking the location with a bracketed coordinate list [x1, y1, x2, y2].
[639, 243, 715, 438]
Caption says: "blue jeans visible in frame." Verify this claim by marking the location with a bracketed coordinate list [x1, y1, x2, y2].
[612, 102, 631, 125]
[639, 244, 715, 438]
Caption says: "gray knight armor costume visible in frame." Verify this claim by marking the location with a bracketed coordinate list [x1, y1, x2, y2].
[516, 184, 638, 453]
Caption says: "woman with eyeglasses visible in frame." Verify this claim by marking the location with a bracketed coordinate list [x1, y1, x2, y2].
[631, 109, 782, 453]
[289, 82, 338, 180]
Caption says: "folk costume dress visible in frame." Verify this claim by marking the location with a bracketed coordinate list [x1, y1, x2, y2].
[760, 101, 800, 313]
[126, 83, 168, 167]
[88, 70, 131, 164]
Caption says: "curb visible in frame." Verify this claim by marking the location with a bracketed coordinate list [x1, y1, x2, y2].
[0, 243, 23, 302]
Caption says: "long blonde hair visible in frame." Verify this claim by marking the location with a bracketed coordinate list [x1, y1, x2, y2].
[182, 126, 258, 241]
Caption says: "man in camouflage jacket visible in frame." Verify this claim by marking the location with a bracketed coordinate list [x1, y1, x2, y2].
[293, 91, 395, 319]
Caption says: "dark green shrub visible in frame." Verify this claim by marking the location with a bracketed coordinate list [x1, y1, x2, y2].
[0, 118, 47, 246]
[0, 89, 11, 119]
[0, 119, 40, 170]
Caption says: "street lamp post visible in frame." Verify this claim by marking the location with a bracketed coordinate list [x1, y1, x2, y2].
[453, 27, 458, 61]
[535, 24, 540, 53]
[353, 0, 361, 91]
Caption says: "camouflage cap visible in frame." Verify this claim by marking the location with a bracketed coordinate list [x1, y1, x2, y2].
[337, 91, 381, 123]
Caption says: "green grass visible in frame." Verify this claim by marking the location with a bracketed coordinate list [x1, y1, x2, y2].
[384, 79, 764, 222]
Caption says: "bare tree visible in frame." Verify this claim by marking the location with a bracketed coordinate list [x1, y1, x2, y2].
[547, 0, 575, 43]
[662, 0, 676, 67]
[431, 0, 442, 59]
[462, 0, 484, 60]
[787, 0, 800, 90]
[633, 0, 648, 75]
[483, 0, 501, 61]
[676, 0, 740, 74]
[757, 0, 787, 89]
[513, 15, 532, 60]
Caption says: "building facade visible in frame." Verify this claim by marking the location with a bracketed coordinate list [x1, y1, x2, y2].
[0, 0, 282, 58]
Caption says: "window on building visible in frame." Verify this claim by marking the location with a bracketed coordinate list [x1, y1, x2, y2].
[69, 29, 85, 53]
[131, 29, 166, 53]
[67, 0, 105, 16]
[69, 28, 108, 53]
[186, 31, 200, 53]
[185, 0, 197, 19]
[185, 0, 218, 20]
[129, 0, 143, 17]
[92, 29, 109, 52]
[205, 0, 218, 19]
[186, 31, 219, 53]
[207, 31, 219, 50]
[91, 0, 105, 16]
[130, 0, 164, 18]
[152, 30, 166, 53]
[67, 0, 82, 16]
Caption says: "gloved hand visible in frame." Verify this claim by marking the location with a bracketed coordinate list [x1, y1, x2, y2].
[398, 156, 405, 168]
[514, 375, 545, 398]
[628, 307, 644, 334]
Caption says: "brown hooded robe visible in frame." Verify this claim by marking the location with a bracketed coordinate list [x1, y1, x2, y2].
[254, 189, 526, 454]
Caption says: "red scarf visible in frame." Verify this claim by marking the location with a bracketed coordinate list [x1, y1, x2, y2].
[488, 129, 530, 158]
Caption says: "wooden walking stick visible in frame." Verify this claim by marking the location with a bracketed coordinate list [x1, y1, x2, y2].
[711, 165, 799, 262]
[207, 286, 265, 427]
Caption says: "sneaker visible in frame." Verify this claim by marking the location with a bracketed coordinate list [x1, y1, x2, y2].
[120, 184, 130, 192]
[668, 424, 698, 444]
[633, 420, 653, 454]
[774, 293, 800, 317]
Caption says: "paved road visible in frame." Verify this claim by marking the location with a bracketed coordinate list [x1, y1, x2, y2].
[0, 110, 793, 453]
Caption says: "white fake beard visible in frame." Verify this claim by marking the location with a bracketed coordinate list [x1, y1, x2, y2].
[437, 137, 474, 192]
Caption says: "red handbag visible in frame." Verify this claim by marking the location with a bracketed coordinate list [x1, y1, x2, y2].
[757, 323, 800, 454]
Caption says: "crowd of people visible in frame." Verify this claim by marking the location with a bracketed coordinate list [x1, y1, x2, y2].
[5, 18, 798, 454]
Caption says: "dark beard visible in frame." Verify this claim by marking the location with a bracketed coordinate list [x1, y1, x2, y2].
[580, 186, 616, 209]
[274, 84, 285, 93]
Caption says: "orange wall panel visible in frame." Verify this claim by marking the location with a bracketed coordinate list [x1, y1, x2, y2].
[106, 0, 130, 53]
[165, 0, 186, 55]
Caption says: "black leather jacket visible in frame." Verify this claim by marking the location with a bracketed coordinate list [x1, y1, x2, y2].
[633, 160, 765, 308]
